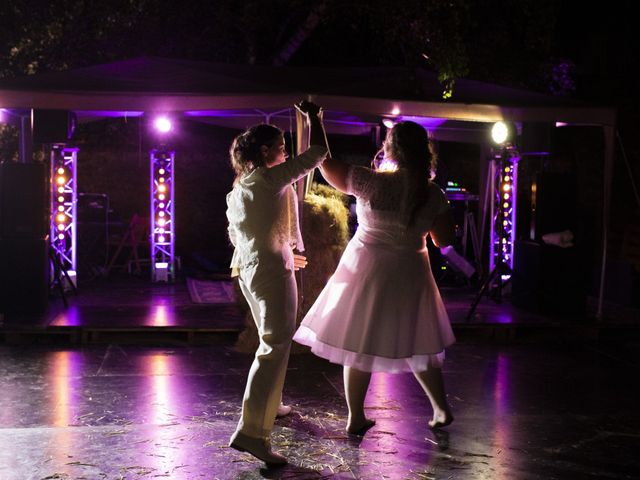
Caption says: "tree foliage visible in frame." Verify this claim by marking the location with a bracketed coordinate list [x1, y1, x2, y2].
[1, 0, 564, 97]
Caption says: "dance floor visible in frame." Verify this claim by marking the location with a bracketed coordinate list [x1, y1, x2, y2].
[1, 276, 639, 478]
[0, 338, 638, 479]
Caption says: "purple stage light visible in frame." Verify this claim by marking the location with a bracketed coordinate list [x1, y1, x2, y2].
[50, 146, 78, 282]
[488, 146, 519, 281]
[150, 149, 175, 282]
[154, 116, 172, 133]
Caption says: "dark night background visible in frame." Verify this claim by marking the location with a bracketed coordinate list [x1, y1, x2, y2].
[1, 1, 638, 288]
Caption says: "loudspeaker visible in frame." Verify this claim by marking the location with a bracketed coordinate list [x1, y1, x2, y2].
[531, 172, 576, 241]
[512, 239, 586, 315]
[0, 238, 49, 313]
[32, 109, 76, 144]
[0, 162, 48, 239]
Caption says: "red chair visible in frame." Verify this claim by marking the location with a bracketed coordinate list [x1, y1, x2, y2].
[106, 214, 149, 275]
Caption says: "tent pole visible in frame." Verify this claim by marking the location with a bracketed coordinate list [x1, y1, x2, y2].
[19, 110, 33, 163]
[597, 124, 616, 321]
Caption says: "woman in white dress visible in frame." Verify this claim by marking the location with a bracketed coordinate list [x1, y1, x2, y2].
[226, 101, 328, 465]
[294, 121, 456, 434]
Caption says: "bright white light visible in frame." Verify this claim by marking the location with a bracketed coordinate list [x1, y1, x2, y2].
[376, 158, 398, 172]
[154, 117, 172, 133]
[391, 107, 400, 115]
[382, 118, 395, 129]
[491, 122, 509, 144]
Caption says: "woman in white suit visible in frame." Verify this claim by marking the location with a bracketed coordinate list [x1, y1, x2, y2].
[226, 101, 327, 465]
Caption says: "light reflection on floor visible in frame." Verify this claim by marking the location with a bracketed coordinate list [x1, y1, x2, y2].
[49, 351, 83, 472]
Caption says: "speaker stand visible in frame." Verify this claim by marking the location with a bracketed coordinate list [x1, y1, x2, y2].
[49, 247, 77, 308]
[466, 261, 512, 321]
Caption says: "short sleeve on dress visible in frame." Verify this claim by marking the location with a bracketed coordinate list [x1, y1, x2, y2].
[346, 165, 377, 200]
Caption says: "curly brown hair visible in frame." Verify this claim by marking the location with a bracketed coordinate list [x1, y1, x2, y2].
[229, 124, 283, 183]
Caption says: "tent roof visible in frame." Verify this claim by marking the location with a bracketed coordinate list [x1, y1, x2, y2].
[0, 57, 616, 139]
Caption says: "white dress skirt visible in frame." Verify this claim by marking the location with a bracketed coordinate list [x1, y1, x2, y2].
[293, 167, 455, 373]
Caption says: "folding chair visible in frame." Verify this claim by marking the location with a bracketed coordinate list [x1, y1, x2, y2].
[106, 214, 149, 275]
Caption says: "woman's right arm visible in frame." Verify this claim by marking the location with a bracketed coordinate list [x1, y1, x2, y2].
[319, 156, 350, 193]
[301, 101, 350, 192]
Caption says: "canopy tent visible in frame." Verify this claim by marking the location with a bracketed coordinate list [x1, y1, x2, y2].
[0, 57, 616, 317]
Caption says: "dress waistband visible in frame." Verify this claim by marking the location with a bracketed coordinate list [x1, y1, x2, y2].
[355, 228, 426, 251]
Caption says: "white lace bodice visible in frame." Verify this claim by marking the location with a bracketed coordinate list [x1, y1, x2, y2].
[346, 166, 450, 249]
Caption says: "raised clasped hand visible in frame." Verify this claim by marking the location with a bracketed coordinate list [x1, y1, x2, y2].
[295, 100, 322, 118]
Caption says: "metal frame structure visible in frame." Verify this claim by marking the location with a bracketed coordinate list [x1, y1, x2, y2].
[149, 148, 175, 282]
[50, 145, 78, 281]
[488, 145, 519, 280]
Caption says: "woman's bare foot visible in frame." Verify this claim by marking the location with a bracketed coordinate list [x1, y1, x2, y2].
[276, 403, 292, 418]
[428, 409, 453, 429]
[346, 418, 376, 436]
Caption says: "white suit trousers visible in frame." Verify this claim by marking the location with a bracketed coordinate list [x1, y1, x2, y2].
[234, 262, 297, 439]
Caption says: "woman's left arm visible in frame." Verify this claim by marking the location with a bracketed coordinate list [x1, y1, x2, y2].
[429, 185, 455, 247]
[430, 209, 455, 247]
